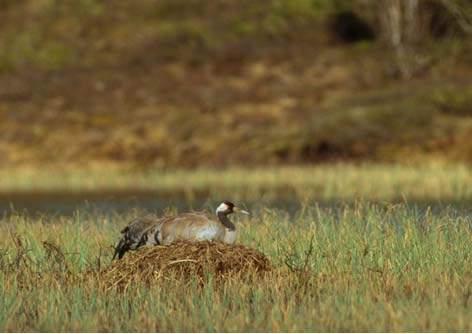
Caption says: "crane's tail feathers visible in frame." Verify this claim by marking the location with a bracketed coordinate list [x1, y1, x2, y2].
[112, 238, 129, 260]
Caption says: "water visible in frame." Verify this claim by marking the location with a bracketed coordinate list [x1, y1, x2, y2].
[0, 190, 304, 218]
[0, 191, 196, 217]
[1, 190, 471, 218]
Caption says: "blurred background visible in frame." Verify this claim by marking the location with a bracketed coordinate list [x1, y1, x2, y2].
[1, 0, 472, 168]
[0, 0, 471, 214]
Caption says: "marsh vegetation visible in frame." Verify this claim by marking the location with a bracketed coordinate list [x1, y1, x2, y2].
[0, 165, 471, 331]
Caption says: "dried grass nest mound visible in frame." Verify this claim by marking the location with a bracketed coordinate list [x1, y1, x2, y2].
[101, 241, 272, 289]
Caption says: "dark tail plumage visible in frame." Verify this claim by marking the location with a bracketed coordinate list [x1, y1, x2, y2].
[112, 237, 129, 260]
[112, 224, 160, 260]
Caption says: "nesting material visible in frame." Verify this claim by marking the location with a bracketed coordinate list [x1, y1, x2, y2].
[101, 241, 272, 290]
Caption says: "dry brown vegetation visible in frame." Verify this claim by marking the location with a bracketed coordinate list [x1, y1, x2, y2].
[101, 241, 272, 290]
[0, 0, 471, 168]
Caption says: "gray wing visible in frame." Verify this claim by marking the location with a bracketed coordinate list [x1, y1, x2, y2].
[159, 212, 221, 245]
[112, 214, 161, 260]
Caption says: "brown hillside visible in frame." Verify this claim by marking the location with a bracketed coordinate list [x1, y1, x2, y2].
[0, 0, 471, 168]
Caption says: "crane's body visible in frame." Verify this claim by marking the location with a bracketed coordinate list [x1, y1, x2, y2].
[158, 212, 236, 244]
[112, 201, 248, 260]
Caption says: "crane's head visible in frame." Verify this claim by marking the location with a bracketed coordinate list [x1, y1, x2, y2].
[216, 201, 250, 216]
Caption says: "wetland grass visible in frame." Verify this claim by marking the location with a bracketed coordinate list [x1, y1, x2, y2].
[0, 203, 471, 331]
[1, 163, 472, 201]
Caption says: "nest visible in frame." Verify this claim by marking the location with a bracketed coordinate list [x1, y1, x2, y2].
[101, 241, 272, 290]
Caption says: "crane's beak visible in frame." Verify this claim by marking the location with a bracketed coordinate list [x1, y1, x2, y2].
[234, 207, 250, 215]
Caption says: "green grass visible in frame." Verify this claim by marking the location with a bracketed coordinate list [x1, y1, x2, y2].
[0, 202, 471, 331]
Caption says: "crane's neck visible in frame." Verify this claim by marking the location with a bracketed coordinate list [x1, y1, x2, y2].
[217, 212, 235, 231]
